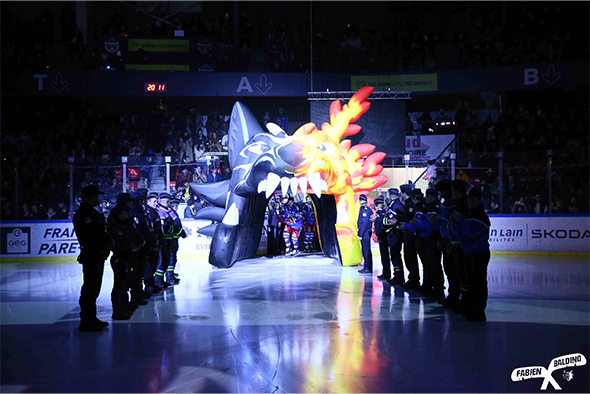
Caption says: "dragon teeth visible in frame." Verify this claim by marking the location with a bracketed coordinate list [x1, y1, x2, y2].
[308, 172, 322, 198]
[336, 200, 351, 224]
[266, 173, 281, 199]
[281, 177, 290, 196]
[222, 202, 240, 226]
[263, 173, 325, 198]
[298, 177, 308, 195]
[266, 122, 286, 136]
[290, 177, 299, 195]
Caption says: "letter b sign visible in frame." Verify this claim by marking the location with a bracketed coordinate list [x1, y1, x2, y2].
[524, 68, 539, 85]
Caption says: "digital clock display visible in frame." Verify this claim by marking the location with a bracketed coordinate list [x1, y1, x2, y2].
[145, 83, 167, 92]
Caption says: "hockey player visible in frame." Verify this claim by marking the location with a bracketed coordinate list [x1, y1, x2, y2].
[280, 196, 303, 256]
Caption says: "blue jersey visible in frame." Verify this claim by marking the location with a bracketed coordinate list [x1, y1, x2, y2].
[449, 205, 490, 254]
[404, 210, 440, 238]
[439, 200, 452, 240]
[281, 204, 303, 230]
[440, 196, 466, 245]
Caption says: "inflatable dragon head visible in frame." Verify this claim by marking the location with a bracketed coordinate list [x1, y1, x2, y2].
[191, 86, 388, 268]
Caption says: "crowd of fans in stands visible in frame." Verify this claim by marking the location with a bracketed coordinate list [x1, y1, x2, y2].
[425, 87, 589, 214]
[1, 99, 284, 219]
[0, 3, 588, 220]
[1, 85, 587, 221]
[2, 2, 587, 74]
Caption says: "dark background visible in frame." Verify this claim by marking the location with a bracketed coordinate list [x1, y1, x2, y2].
[310, 100, 407, 156]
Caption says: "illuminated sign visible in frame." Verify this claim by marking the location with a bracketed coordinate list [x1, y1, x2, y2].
[128, 39, 189, 52]
[145, 83, 167, 93]
[351, 74, 438, 92]
[126, 64, 189, 72]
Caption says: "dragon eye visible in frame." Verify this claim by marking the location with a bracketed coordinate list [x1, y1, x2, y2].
[247, 143, 270, 155]
[318, 144, 327, 152]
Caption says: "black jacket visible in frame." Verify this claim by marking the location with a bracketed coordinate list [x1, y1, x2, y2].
[147, 206, 164, 247]
[73, 202, 110, 260]
[130, 204, 158, 251]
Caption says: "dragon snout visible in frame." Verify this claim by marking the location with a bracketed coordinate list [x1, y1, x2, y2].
[278, 141, 309, 167]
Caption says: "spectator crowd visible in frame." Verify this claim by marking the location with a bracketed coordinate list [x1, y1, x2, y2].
[2, 84, 587, 221]
[2, 2, 587, 74]
[0, 98, 293, 220]
[421, 87, 589, 215]
[0, 3, 587, 221]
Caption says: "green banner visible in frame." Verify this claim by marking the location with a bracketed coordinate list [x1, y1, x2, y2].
[128, 39, 189, 52]
[352, 74, 438, 92]
[125, 64, 190, 72]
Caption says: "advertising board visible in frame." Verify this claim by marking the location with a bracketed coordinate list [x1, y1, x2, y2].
[1, 216, 587, 262]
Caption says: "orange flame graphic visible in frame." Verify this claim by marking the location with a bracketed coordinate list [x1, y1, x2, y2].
[288, 86, 388, 266]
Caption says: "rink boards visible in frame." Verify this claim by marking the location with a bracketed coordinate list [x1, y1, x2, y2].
[0, 215, 588, 262]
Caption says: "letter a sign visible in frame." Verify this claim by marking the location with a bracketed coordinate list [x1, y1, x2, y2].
[236, 77, 253, 93]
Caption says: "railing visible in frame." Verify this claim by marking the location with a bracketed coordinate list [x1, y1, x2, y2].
[2, 144, 587, 220]
[2, 152, 230, 221]
[408, 147, 589, 215]
[412, 136, 459, 191]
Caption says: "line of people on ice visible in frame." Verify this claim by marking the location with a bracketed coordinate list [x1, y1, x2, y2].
[73, 185, 186, 331]
[266, 195, 317, 258]
[357, 180, 491, 322]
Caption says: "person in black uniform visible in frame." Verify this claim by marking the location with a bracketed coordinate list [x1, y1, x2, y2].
[108, 193, 145, 319]
[73, 185, 111, 331]
[277, 198, 287, 255]
[397, 184, 420, 289]
[384, 188, 405, 284]
[371, 196, 390, 280]
[266, 200, 280, 257]
[167, 197, 187, 284]
[422, 188, 443, 299]
[129, 189, 157, 305]
[115, 193, 147, 308]
[405, 189, 429, 292]
[430, 180, 461, 307]
[107, 201, 135, 320]
[450, 187, 491, 321]
[145, 192, 163, 294]
[449, 179, 469, 313]
[155, 193, 174, 288]
[357, 194, 373, 275]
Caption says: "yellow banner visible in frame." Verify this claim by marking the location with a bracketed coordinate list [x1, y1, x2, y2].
[351, 74, 438, 92]
[125, 64, 189, 72]
[128, 39, 189, 52]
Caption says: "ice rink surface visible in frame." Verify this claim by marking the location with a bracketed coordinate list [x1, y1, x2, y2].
[1, 253, 589, 393]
